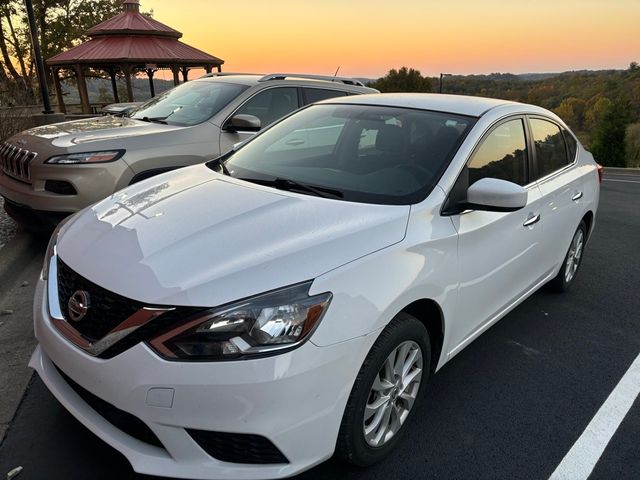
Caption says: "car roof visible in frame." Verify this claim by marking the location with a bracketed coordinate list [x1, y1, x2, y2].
[195, 74, 377, 93]
[319, 93, 522, 117]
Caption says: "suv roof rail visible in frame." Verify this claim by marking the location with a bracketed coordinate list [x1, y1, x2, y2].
[258, 73, 365, 86]
[200, 72, 260, 79]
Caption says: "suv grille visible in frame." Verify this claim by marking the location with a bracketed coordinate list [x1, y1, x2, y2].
[0, 142, 36, 183]
[186, 429, 289, 464]
[57, 258, 143, 342]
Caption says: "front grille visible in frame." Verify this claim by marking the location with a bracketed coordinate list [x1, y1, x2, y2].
[54, 364, 164, 449]
[0, 142, 37, 183]
[57, 258, 143, 342]
[187, 429, 289, 464]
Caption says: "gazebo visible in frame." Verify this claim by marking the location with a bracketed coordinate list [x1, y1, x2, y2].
[46, 0, 224, 114]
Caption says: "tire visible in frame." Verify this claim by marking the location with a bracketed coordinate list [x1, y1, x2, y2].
[336, 312, 431, 466]
[546, 220, 587, 293]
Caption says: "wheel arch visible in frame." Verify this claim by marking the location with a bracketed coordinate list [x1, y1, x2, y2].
[399, 298, 445, 372]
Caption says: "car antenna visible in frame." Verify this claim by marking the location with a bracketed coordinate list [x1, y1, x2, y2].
[333, 66, 341, 81]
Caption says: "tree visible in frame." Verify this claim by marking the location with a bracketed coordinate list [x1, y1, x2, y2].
[0, 0, 122, 104]
[554, 97, 586, 130]
[370, 67, 432, 93]
[589, 99, 630, 167]
[625, 123, 640, 168]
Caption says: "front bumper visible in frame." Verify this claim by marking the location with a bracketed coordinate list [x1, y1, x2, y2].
[0, 160, 134, 216]
[30, 277, 375, 479]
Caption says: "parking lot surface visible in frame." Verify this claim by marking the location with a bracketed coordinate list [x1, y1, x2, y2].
[0, 175, 638, 480]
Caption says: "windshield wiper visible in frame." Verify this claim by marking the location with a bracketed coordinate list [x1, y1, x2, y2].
[138, 116, 168, 124]
[209, 157, 231, 176]
[241, 177, 344, 199]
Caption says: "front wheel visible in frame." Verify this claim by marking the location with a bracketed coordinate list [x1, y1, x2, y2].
[547, 220, 587, 292]
[336, 313, 431, 466]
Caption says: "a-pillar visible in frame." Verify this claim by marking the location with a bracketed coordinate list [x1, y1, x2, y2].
[146, 68, 156, 97]
[52, 67, 66, 114]
[74, 65, 90, 114]
[107, 67, 120, 103]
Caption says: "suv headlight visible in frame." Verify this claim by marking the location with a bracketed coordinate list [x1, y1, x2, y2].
[149, 282, 332, 361]
[45, 150, 125, 164]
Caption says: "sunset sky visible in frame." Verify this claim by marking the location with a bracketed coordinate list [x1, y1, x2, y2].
[142, 0, 639, 79]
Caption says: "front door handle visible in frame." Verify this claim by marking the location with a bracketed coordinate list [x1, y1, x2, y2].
[523, 214, 541, 227]
[572, 191, 583, 202]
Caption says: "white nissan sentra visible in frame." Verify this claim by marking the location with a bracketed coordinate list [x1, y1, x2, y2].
[31, 93, 600, 479]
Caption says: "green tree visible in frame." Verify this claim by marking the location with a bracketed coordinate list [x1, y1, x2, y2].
[370, 67, 432, 93]
[625, 123, 640, 168]
[554, 97, 586, 130]
[589, 99, 630, 167]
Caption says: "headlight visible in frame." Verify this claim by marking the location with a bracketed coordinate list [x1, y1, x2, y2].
[149, 282, 332, 361]
[45, 150, 124, 164]
[41, 215, 73, 280]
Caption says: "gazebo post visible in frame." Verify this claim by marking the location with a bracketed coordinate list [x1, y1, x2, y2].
[217, 65, 222, 73]
[108, 67, 120, 103]
[171, 66, 180, 86]
[204, 65, 212, 74]
[146, 68, 156, 97]
[52, 67, 66, 114]
[124, 66, 135, 102]
[181, 67, 189, 83]
[74, 65, 91, 114]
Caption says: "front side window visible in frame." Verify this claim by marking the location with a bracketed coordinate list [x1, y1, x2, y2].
[468, 119, 528, 186]
[234, 87, 300, 129]
[217, 104, 475, 205]
[130, 81, 248, 126]
[530, 118, 569, 178]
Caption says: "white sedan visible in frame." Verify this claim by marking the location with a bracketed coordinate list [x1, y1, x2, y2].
[31, 93, 600, 479]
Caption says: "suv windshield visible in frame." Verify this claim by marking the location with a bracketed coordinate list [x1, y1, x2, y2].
[216, 104, 475, 205]
[130, 81, 249, 126]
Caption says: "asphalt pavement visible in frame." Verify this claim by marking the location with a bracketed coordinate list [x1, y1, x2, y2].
[0, 174, 638, 480]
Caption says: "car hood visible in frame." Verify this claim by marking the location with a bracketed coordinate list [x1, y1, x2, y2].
[22, 115, 181, 149]
[57, 165, 410, 307]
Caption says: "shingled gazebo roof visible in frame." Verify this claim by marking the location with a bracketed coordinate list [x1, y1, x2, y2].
[46, 0, 224, 113]
[47, 0, 222, 67]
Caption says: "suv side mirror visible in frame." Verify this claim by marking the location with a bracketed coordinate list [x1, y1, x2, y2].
[466, 178, 527, 212]
[225, 114, 261, 132]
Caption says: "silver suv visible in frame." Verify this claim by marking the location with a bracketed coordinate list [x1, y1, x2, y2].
[0, 73, 376, 228]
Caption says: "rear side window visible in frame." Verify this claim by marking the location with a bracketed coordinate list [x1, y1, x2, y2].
[564, 129, 578, 162]
[468, 119, 528, 186]
[303, 88, 348, 105]
[530, 118, 569, 178]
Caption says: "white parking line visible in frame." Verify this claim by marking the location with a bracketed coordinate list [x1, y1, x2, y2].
[603, 178, 640, 184]
[549, 353, 640, 480]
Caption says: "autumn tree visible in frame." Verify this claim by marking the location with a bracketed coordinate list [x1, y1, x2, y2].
[590, 99, 630, 167]
[370, 67, 432, 93]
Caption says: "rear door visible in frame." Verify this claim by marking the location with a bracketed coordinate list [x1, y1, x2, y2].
[448, 117, 547, 352]
[528, 117, 586, 273]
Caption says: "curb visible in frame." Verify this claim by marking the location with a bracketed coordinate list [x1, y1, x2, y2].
[0, 231, 42, 297]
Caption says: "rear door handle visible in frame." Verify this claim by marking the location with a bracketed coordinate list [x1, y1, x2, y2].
[523, 214, 541, 227]
[572, 191, 583, 202]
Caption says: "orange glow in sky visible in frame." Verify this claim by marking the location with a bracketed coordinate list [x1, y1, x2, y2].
[142, 0, 640, 79]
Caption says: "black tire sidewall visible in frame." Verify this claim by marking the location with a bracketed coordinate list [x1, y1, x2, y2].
[559, 220, 588, 291]
[337, 313, 431, 466]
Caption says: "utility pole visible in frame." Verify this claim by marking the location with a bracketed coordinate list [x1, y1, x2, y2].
[439, 73, 452, 94]
[24, 0, 54, 114]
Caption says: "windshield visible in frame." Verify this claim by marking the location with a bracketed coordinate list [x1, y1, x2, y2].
[130, 81, 249, 126]
[216, 104, 476, 205]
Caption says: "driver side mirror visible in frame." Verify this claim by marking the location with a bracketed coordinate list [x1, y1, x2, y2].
[465, 178, 527, 212]
[225, 114, 261, 132]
